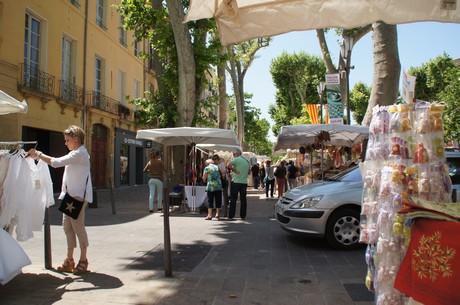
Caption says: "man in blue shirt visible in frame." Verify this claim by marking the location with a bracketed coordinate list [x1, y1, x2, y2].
[226, 148, 250, 220]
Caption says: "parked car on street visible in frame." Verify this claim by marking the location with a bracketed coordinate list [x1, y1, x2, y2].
[446, 151, 460, 200]
[275, 166, 363, 250]
[275, 152, 460, 250]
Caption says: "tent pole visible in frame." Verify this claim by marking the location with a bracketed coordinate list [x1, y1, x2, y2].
[164, 145, 172, 276]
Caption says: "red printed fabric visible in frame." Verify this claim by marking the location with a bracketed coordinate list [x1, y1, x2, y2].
[394, 218, 460, 305]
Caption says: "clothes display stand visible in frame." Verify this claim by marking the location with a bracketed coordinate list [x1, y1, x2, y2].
[0, 141, 55, 285]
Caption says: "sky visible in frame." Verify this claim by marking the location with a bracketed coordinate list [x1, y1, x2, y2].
[240, 22, 460, 141]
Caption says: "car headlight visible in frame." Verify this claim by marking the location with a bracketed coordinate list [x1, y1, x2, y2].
[290, 195, 323, 209]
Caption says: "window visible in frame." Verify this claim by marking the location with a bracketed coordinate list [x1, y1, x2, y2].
[119, 15, 127, 46]
[148, 42, 154, 70]
[133, 79, 140, 110]
[61, 37, 74, 83]
[24, 13, 41, 82]
[118, 70, 126, 104]
[68, 0, 80, 8]
[134, 79, 140, 99]
[95, 56, 104, 97]
[120, 145, 129, 185]
[134, 40, 139, 57]
[96, 0, 107, 29]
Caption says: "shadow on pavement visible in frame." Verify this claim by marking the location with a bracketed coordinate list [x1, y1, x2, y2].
[0, 271, 123, 304]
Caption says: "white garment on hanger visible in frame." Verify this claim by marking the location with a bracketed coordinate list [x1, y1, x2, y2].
[0, 229, 31, 285]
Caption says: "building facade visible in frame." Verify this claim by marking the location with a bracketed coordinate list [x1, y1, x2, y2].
[0, 0, 157, 190]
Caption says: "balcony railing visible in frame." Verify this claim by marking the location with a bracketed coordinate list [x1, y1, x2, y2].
[59, 80, 84, 105]
[87, 91, 119, 115]
[20, 63, 55, 96]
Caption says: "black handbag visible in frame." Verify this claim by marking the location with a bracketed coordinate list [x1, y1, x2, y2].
[58, 193, 85, 220]
[58, 176, 89, 220]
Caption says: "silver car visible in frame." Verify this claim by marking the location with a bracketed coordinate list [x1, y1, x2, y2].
[275, 166, 363, 250]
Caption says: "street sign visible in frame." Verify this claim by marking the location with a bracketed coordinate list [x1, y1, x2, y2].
[325, 73, 340, 85]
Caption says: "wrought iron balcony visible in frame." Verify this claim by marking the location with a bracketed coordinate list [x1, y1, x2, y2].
[118, 104, 133, 121]
[58, 80, 84, 106]
[87, 91, 119, 115]
[19, 63, 55, 96]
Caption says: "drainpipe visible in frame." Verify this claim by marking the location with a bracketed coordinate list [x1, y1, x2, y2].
[82, 0, 89, 132]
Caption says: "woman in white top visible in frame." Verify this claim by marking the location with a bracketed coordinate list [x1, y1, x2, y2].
[28, 125, 93, 275]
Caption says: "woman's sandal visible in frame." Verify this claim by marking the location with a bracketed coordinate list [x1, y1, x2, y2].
[72, 259, 89, 275]
[56, 258, 75, 273]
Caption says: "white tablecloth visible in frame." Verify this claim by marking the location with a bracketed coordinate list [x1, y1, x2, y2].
[184, 186, 207, 209]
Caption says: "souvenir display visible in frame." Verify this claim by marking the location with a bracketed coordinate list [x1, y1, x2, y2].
[360, 101, 453, 305]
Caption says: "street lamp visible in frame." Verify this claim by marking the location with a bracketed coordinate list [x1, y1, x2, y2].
[317, 81, 326, 123]
[340, 36, 353, 125]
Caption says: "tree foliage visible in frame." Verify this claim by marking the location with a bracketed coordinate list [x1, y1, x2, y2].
[117, 0, 222, 127]
[409, 54, 460, 142]
[226, 39, 270, 147]
[228, 96, 272, 156]
[409, 53, 458, 102]
[269, 51, 326, 136]
[441, 68, 460, 142]
[350, 82, 371, 124]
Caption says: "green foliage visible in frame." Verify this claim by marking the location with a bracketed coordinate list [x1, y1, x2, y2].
[228, 97, 273, 155]
[408, 54, 460, 143]
[350, 82, 371, 124]
[193, 93, 220, 128]
[408, 53, 458, 102]
[290, 106, 312, 125]
[269, 51, 326, 134]
[117, 0, 223, 127]
[268, 98, 289, 137]
[131, 91, 178, 128]
[440, 68, 460, 142]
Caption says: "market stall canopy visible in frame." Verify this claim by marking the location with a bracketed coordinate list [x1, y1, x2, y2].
[196, 143, 242, 152]
[136, 127, 239, 147]
[196, 143, 242, 159]
[0, 90, 27, 115]
[184, 0, 460, 45]
[274, 124, 369, 153]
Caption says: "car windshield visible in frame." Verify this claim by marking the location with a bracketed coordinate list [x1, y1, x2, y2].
[446, 155, 460, 184]
[326, 166, 362, 182]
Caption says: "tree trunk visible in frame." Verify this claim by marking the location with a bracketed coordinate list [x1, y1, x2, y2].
[217, 46, 228, 129]
[165, 0, 195, 127]
[226, 45, 245, 147]
[362, 22, 401, 126]
[316, 29, 337, 74]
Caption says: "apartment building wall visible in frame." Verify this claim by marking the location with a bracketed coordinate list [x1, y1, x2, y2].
[0, 0, 156, 189]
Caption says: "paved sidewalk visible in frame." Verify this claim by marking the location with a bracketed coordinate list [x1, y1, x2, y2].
[0, 185, 375, 305]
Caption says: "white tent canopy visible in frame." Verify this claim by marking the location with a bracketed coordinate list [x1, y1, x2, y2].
[0, 90, 27, 115]
[274, 124, 369, 153]
[136, 127, 239, 147]
[196, 143, 241, 152]
[185, 0, 460, 45]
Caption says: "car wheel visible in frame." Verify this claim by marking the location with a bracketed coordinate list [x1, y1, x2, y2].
[325, 208, 360, 250]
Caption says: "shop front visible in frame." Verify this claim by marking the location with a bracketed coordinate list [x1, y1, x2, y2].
[114, 128, 147, 188]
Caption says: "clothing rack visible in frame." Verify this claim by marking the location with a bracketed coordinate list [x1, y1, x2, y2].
[0, 141, 37, 149]
[0, 140, 52, 269]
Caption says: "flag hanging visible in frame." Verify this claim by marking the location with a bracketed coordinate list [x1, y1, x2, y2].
[305, 104, 320, 124]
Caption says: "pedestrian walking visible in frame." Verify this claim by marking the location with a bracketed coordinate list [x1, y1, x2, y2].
[264, 160, 275, 198]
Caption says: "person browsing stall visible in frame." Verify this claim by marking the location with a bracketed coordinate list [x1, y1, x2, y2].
[226, 148, 250, 220]
[212, 154, 229, 216]
[202, 159, 223, 220]
[143, 150, 167, 213]
[28, 125, 93, 275]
